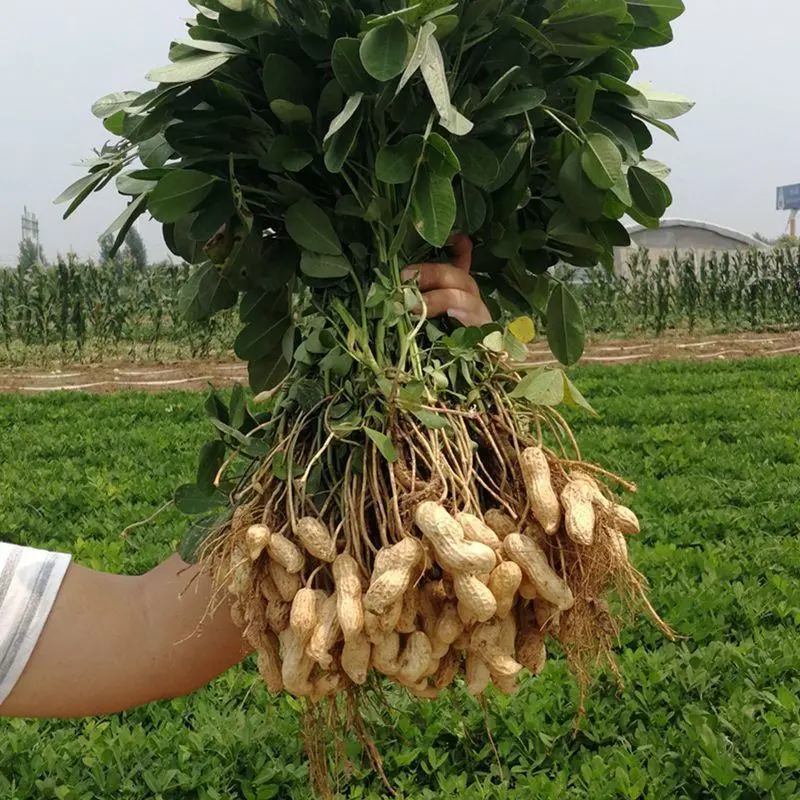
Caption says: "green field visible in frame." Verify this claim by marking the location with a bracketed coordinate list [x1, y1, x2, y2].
[1, 358, 799, 799]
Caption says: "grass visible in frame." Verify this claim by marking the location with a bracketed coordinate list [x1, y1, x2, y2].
[1, 358, 799, 799]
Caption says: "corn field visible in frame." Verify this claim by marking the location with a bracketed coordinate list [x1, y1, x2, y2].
[0, 258, 237, 366]
[580, 247, 800, 335]
[2, 247, 800, 366]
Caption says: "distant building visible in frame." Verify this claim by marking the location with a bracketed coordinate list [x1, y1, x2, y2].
[614, 218, 764, 276]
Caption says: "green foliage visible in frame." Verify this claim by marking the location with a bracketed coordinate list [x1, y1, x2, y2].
[63, 0, 691, 383]
[2, 357, 800, 798]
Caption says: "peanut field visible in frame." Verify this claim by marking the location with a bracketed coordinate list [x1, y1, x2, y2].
[1, 357, 798, 799]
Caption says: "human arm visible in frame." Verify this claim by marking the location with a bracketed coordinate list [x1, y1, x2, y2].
[0, 552, 250, 719]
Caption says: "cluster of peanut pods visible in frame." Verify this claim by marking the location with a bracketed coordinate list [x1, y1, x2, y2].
[227, 446, 640, 700]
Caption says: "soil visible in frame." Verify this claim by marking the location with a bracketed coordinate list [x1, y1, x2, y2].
[2, 331, 799, 395]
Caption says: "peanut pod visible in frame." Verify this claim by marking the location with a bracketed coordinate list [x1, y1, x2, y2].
[246, 524, 271, 561]
[465, 653, 491, 696]
[333, 554, 365, 642]
[520, 447, 561, 535]
[268, 560, 302, 603]
[397, 631, 433, 686]
[341, 632, 371, 685]
[456, 512, 502, 551]
[289, 587, 320, 644]
[267, 531, 305, 574]
[373, 631, 401, 676]
[484, 509, 518, 539]
[294, 517, 336, 562]
[414, 502, 497, 574]
[306, 594, 341, 669]
[281, 629, 314, 697]
[256, 631, 284, 694]
[504, 534, 574, 611]
[561, 480, 597, 546]
[488, 561, 523, 619]
[453, 573, 497, 623]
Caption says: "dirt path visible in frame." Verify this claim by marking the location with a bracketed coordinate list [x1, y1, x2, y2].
[1, 331, 799, 395]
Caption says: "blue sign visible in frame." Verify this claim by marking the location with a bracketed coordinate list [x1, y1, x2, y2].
[777, 183, 800, 211]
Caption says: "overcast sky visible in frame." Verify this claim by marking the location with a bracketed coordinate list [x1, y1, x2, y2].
[1, 1, 797, 264]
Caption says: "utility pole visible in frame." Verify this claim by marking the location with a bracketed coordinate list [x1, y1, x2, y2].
[21, 207, 40, 246]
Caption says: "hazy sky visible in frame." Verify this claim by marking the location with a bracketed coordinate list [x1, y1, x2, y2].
[1, 1, 797, 264]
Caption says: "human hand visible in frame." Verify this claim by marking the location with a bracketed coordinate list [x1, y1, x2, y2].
[401, 234, 492, 328]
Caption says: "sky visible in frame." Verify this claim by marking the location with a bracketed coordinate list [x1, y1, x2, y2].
[1, 0, 797, 265]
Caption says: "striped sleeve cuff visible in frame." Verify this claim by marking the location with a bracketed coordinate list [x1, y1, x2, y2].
[0, 542, 71, 706]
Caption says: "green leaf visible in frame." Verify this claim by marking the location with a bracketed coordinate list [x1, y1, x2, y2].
[376, 135, 424, 184]
[545, 0, 628, 34]
[323, 104, 363, 174]
[228, 383, 247, 430]
[413, 409, 451, 430]
[581, 133, 623, 189]
[98, 194, 149, 253]
[450, 139, 498, 188]
[249, 353, 290, 395]
[139, 134, 174, 168]
[627, 84, 694, 120]
[480, 87, 546, 121]
[510, 369, 565, 406]
[54, 173, 106, 207]
[558, 151, 605, 221]
[365, 428, 398, 462]
[627, 0, 685, 26]
[546, 283, 585, 366]
[397, 21, 437, 94]
[91, 91, 140, 119]
[177, 262, 238, 322]
[323, 93, 363, 144]
[332, 37, 378, 95]
[575, 79, 598, 125]
[174, 38, 247, 55]
[482, 331, 504, 353]
[116, 173, 156, 196]
[411, 167, 456, 247]
[563, 375, 596, 414]
[489, 131, 529, 191]
[285, 199, 342, 255]
[270, 100, 312, 125]
[146, 52, 231, 84]
[174, 484, 226, 515]
[426, 133, 461, 179]
[478, 66, 522, 110]
[148, 170, 217, 223]
[262, 53, 308, 103]
[359, 18, 410, 81]
[638, 159, 671, 180]
[300, 251, 352, 279]
[197, 440, 227, 488]
[628, 165, 671, 218]
[234, 295, 292, 361]
[178, 512, 228, 563]
[458, 181, 487, 235]
[419, 31, 473, 136]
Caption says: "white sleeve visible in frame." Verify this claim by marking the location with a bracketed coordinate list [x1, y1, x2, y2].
[0, 542, 71, 705]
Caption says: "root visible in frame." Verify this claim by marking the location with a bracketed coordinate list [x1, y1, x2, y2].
[191, 391, 671, 797]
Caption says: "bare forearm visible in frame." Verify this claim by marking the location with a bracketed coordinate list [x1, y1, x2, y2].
[0, 554, 250, 719]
